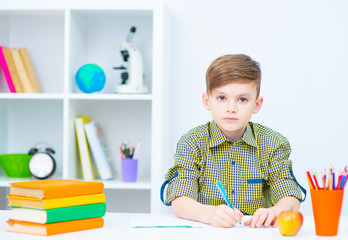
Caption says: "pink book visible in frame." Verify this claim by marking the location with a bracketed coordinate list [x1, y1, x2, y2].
[0, 46, 16, 93]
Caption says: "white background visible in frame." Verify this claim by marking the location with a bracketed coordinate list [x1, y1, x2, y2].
[163, 0, 348, 216]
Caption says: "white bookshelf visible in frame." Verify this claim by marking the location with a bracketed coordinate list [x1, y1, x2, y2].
[0, 0, 170, 214]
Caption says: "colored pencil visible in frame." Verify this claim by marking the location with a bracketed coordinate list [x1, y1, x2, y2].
[306, 171, 315, 189]
[312, 171, 320, 189]
[322, 171, 326, 190]
[339, 175, 346, 189]
[308, 167, 347, 191]
[341, 174, 348, 189]
[336, 172, 342, 190]
[328, 174, 333, 190]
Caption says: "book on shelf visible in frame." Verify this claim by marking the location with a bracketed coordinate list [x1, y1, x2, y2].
[9, 48, 35, 93]
[1, 47, 24, 92]
[0, 46, 16, 93]
[9, 179, 104, 199]
[18, 48, 41, 93]
[8, 193, 106, 210]
[7, 217, 104, 236]
[10, 202, 106, 224]
[75, 116, 95, 180]
[84, 121, 114, 180]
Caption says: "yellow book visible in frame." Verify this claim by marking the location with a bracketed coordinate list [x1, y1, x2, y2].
[9, 48, 35, 93]
[2, 47, 24, 92]
[74, 116, 95, 180]
[8, 193, 105, 209]
[18, 48, 41, 93]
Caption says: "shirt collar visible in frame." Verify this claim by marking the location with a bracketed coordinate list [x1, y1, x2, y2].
[209, 121, 227, 148]
[241, 123, 258, 148]
[209, 121, 258, 148]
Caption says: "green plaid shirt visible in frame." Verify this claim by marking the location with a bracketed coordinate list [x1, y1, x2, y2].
[164, 121, 302, 215]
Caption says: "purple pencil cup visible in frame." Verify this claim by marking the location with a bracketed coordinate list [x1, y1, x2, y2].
[121, 158, 138, 182]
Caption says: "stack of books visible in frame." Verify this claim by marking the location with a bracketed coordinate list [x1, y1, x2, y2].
[6, 179, 106, 236]
[0, 46, 41, 93]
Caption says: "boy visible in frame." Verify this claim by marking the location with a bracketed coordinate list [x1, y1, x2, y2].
[162, 54, 304, 228]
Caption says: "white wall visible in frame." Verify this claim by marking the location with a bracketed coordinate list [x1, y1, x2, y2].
[164, 0, 348, 216]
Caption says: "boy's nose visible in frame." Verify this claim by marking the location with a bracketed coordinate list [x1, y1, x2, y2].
[226, 101, 237, 113]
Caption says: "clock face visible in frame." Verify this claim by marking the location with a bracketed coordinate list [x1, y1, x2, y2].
[29, 153, 55, 179]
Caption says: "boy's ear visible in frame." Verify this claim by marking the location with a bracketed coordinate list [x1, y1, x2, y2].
[202, 92, 210, 110]
[253, 96, 263, 114]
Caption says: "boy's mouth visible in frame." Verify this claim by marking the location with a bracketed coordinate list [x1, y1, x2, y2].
[224, 117, 238, 121]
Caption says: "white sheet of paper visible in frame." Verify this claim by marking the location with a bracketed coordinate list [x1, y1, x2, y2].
[131, 214, 252, 228]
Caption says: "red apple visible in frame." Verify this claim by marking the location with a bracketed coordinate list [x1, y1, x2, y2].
[276, 210, 303, 236]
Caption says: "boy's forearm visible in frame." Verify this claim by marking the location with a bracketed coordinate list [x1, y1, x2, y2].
[271, 196, 301, 216]
[171, 196, 215, 224]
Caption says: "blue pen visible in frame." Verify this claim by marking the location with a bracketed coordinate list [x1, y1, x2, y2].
[215, 181, 234, 209]
[215, 181, 242, 224]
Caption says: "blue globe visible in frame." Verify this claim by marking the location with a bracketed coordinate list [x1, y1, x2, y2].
[75, 64, 106, 93]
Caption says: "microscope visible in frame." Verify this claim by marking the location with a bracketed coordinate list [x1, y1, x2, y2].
[113, 26, 148, 94]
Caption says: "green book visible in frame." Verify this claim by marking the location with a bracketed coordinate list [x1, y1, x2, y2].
[10, 203, 106, 224]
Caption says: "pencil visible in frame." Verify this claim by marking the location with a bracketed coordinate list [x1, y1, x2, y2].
[336, 173, 342, 190]
[312, 171, 320, 189]
[328, 174, 333, 190]
[306, 171, 315, 189]
[314, 169, 318, 182]
[322, 171, 326, 190]
[341, 174, 348, 189]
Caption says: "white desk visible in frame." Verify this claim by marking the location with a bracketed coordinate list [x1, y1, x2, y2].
[0, 211, 347, 240]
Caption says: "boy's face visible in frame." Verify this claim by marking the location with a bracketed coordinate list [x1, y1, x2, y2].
[202, 82, 263, 140]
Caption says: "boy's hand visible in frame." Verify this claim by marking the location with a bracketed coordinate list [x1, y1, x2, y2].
[208, 205, 244, 227]
[244, 207, 277, 228]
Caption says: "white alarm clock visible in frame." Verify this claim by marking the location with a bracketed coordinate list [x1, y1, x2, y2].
[28, 142, 56, 179]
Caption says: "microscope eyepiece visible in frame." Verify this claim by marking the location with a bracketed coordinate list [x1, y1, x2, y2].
[126, 26, 137, 43]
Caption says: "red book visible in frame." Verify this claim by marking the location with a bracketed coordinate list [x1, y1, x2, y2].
[0, 46, 16, 93]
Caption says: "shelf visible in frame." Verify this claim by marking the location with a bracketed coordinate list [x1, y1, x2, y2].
[68, 93, 153, 101]
[0, 176, 151, 190]
[102, 179, 151, 190]
[0, 93, 64, 100]
[0, 93, 153, 101]
[0, 177, 33, 187]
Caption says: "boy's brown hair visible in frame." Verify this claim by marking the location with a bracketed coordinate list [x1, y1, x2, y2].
[206, 54, 261, 97]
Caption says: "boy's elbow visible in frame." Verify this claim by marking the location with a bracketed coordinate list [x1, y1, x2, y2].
[292, 197, 301, 211]
[171, 196, 198, 219]
[171, 196, 186, 217]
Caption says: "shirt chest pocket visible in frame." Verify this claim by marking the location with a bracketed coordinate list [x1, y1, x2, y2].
[242, 168, 267, 202]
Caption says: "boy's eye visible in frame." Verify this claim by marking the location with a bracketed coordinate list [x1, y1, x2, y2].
[239, 98, 248, 103]
[217, 96, 226, 101]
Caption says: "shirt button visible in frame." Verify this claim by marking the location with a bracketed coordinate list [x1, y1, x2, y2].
[232, 161, 235, 165]
[227, 141, 232, 145]
[231, 190, 235, 194]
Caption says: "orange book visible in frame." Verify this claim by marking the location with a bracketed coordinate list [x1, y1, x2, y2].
[9, 179, 104, 199]
[7, 217, 104, 236]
